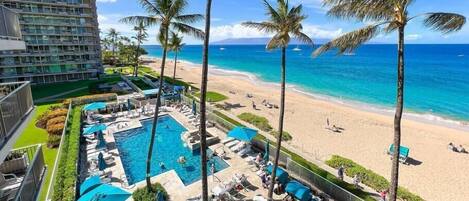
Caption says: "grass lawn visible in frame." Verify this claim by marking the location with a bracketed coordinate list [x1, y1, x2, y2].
[195, 91, 228, 102]
[131, 78, 153, 90]
[14, 103, 60, 201]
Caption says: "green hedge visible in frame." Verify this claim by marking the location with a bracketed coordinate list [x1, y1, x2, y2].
[326, 155, 423, 201]
[132, 183, 168, 201]
[131, 78, 153, 90]
[238, 112, 273, 132]
[52, 106, 82, 201]
[269, 130, 292, 141]
[212, 110, 243, 127]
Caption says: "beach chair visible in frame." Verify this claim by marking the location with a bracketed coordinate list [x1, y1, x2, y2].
[387, 144, 410, 164]
[225, 140, 240, 148]
[230, 142, 247, 152]
[222, 137, 235, 144]
[238, 145, 252, 157]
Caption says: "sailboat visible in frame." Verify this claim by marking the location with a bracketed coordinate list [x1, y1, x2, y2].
[293, 45, 301, 51]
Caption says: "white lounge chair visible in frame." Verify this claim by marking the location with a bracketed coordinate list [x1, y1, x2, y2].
[230, 142, 247, 152]
[221, 137, 235, 144]
[225, 140, 240, 148]
[238, 145, 252, 156]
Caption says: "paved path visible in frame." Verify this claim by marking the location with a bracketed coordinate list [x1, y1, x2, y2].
[35, 86, 88, 103]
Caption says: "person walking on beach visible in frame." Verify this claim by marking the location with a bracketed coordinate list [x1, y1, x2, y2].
[337, 165, 344, 181]
[326, 118, 330, 127]
[252, 101, 257, 110]
[380, 189, 388, 201]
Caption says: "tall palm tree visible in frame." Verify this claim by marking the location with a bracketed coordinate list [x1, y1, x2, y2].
[314, 0, 465, 200]
[242, 0, 313, 199]
[120, 0, 204, 189]
[132, 22, 148, 76]
[168, 32, 185, 80]
[199, 1, 212, 200]
[107, 28, 120, 64]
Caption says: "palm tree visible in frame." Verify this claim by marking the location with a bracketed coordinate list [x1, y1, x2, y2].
[168, 32, 185, 80]
[120, 0, 204, 189]
[107, 28, 120, 64]
[314, 1, 465, 200]
[199, 1, 212, 199]
[242, 0, 313, 199]
[132, 22, 148, 76]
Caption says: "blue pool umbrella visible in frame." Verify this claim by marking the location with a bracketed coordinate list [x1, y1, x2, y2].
[98, 152, 107, 171]
[285, 180, 312, 201]
[78, 184, 130, 201]
[263, 141, 270, 162]
[80, 176, 102, 196]
[227, 127, 258, 142]
[84, 102, 107, 111]
[83, 124, 107, 135]
[266, 165, 289, 184]
[95, 131, 106, 150]
[192, 100, 196, 115]
[143, 88, 159, 96]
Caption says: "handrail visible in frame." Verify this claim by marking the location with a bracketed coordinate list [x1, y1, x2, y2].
[45, 102, 72, 201]
[12, 144, 47, 201]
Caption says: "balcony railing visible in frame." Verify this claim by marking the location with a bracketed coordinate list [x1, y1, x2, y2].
[0, 145, 46, 201]
[0, 82, 34, 150]
[0, 6, 22, 40]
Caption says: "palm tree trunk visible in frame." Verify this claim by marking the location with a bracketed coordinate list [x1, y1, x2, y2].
[389, 26, 405, 201]
[135, 40, 141, 77]
[268, 46, 286, 200]
[145, 27, 169, 190]
[199, 0, 212, 200]
[173, 52, 178, 80]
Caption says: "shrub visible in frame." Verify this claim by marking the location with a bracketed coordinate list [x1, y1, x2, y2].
[46, 109, 68, 120]
[47, 135, 61, 148]
[47, 123, 65, 135]
[52, 106, 81, 201]
[70, 93, 117, 106]
[46, 116, 66, 128]
[36, 110, 50, 129]
[270, 130, 292, 141]
[238, 112, 273, 132]
[326, 155, 423, 201]
[132, 183, 168, 201]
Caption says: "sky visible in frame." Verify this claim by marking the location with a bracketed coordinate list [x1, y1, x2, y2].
[96, 0, 469, 45]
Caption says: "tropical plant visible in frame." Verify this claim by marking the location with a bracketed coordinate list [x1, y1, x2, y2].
[242, 0, 313, 199]
[133, 22, 149, 76]
[313, 0, 466, 199]
[107, 28, 120, 64]
[168, 32, 185, 80]
[120, 0, 204, 189]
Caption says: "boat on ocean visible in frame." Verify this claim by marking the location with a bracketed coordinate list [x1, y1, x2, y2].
[293, 45, 301, 51]
[220, 47, 225, 51]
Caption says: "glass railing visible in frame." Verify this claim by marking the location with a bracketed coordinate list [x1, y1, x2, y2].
[0, 6, 22, 40]
[0, 145, 47, 201]
[0, 82, 34, 148]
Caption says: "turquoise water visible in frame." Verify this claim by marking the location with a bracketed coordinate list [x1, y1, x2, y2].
[113, 116, 229, 185]
[144, 44, 469, 123]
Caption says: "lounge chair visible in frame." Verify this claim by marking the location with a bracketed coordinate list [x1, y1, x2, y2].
[387, 144, 410, 164]
[230, 142, 247, 152]
[0, 173, 23, 200]
[221, 137, 235, 144]
[211, 181, 236, 199]
[237, 145, 252, 157]
[225, 140, 240, 148]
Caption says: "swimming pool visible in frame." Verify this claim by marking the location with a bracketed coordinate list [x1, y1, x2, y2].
[113, 115, 229, 185]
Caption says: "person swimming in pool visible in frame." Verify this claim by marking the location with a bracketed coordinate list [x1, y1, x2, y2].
[159, 162, 166, 169]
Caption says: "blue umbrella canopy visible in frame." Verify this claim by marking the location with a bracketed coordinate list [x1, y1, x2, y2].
[83, 124, 107, 135]
[84, 102, 107, 111]
[98, 152, 107, 171]
[95, 131, 106, 150]
[263, 141, 270, 162]
[78, 184, 130, 201]
[227, 127, 258, 142]
[80, 176, 102, 196]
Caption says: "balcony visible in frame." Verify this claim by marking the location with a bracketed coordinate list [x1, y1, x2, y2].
[0, 82, 34, 161]
[0, 145, 46, 201]
[0, 6, 26, 51]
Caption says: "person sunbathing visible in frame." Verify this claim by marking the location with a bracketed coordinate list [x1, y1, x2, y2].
[448, 142, 457, 152]
[458, 145, 467, 153]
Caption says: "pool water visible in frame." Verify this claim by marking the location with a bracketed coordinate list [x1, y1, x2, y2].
[113, 115, 229, 185]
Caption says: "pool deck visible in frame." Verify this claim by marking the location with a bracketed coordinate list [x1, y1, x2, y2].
[87, 107, 285, 200]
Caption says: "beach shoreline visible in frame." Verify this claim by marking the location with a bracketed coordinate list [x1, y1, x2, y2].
[142, 56, 469, 200]
[142, 55, 469, 132]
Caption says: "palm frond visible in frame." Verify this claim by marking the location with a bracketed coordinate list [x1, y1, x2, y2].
[137, 0, 161, 15]
[292, 31, 313, 45]
[423, 12, 466, 34]
[174, 14, 204, 24]
[262, 0, 282, 23]
[120, 16, 161, 27]
[242, 21, 279, 34]
[313, 24, 382, 56]
[266, 33, 287, 50]
[171, 22, 205, 39]
[323, 0, 394, 22]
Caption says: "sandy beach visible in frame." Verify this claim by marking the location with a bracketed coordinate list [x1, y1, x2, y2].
[146, 58, 469, 201]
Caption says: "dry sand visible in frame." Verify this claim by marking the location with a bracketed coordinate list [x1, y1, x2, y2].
[145, 58, 469, 201]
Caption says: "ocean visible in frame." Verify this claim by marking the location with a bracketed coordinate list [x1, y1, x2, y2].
[143, 44, 469, 125]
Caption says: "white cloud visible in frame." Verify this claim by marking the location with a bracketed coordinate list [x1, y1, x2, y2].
[97, 0, 117, 3]
[406, 34, 422, 41]
[209, 23, 342, 41]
